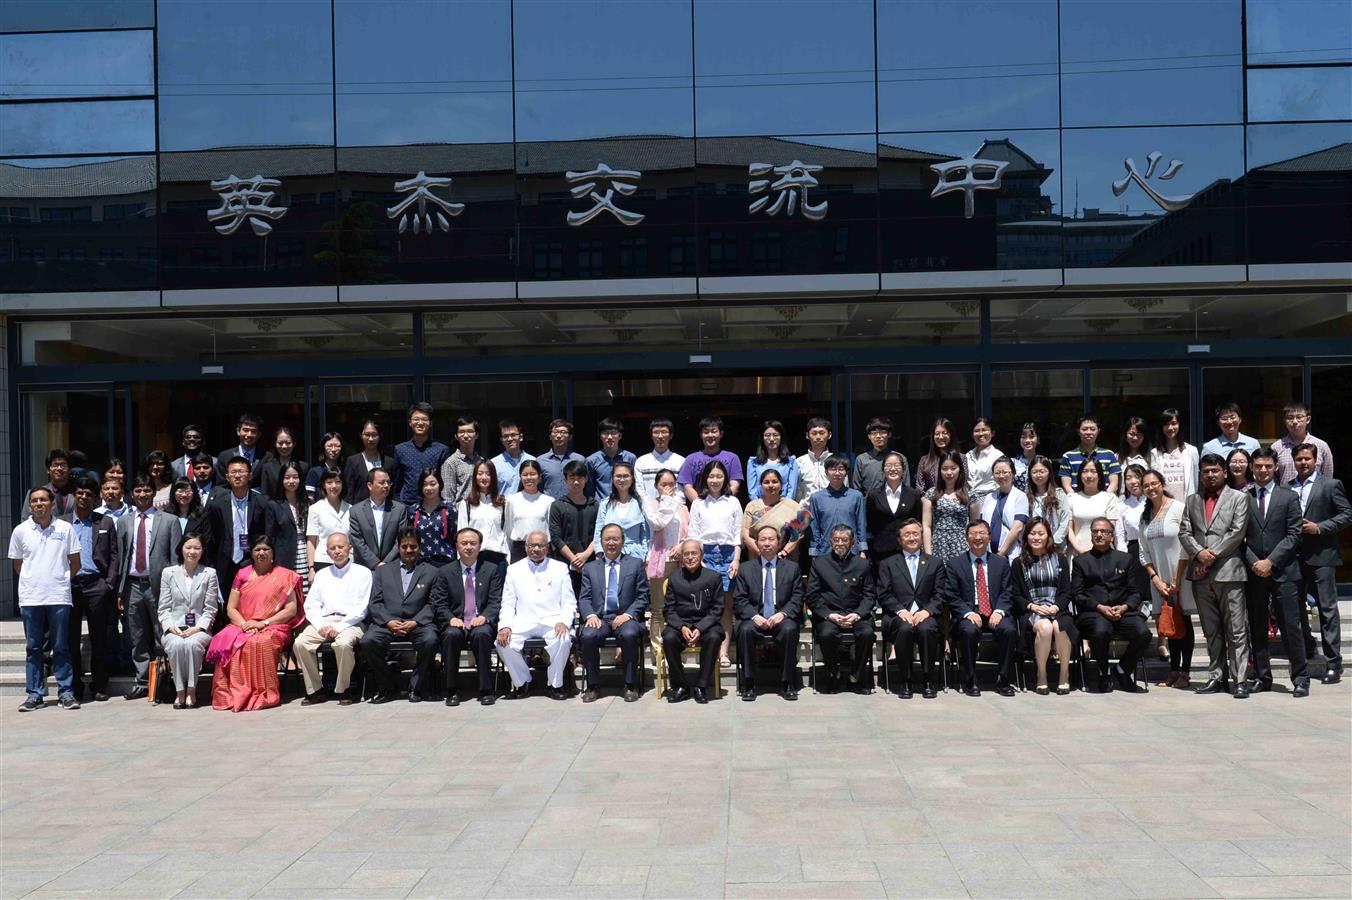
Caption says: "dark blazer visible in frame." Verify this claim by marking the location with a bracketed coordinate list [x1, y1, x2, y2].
[940, 551, 1014, 618]
[343, 452, 398, 505]
[864, 485, 923, 558]
[432, 556, 505, 627]
[61, 509, 120, 594]
[213, 446, 264, 487]
[115, 509, 183, 600]
[1010, 552, 1072, 614]
[1291, 476, 1352, 567]
[264, 498, 303, 571]
[368, 561, 440, 627]
[876, 551, 941, 618]
[664, 565, 724, 634]
[257, 455, 310, 499]
[1244, 484, 1303, 582]
[201, 489, 272, 580]
[806, 552, 876, 620]
[578, 553, 650, 619]
[1071, 548, 1142, 614]
[733, 556, 804, 622]
[348, 498, 407, 569]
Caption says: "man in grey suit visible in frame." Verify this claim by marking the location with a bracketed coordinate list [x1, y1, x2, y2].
[115, 475, 183, 700]
[170, 424, 206, 480]
[1181, 454, 1251, 698]
[348, 468, 405, 570]
[1290, 442, 1352, 684]
[360, 525, 441, 703]
[577, 524, 649, 702]
[1244, 449, 1307, 696]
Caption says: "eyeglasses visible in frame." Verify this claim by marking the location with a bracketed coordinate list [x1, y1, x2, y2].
[1090, 528, 1114, 535]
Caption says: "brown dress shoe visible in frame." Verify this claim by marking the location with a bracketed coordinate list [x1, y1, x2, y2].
[580, 688, 600, 703]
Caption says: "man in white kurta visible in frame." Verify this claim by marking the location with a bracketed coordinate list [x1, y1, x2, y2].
[496, 531, 576, 699]
[294, 533, 370, 704]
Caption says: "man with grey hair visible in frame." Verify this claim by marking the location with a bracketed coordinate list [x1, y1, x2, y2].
[496, 531, 576, 700]
[662, 538, 726, 703]
[293, 532, 369, 705]
[807, 525, 876, 694]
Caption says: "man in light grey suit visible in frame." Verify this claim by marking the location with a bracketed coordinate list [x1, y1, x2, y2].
[1181, 454, 1251, 698]
[348, 469, 406, 570]
[1243, 449, 1307, 695]
[1290, 442, 1352, 684]
[116, 475, 183, 700]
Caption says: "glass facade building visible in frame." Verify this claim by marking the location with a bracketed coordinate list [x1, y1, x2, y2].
[2, 0, 1350, 604]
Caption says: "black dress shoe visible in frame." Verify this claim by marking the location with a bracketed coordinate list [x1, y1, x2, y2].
[503, 685, 530, 700]
[1292, 682, 1310, 698]
[1115, 673, 1147, 694]
[1194, 678, 1228, 694]
[856, 684, 875, 695]
[922, 684, 937, 699]
[479, 692, 496, 706]
[996, 682, 1016, 697]
[781, 685, 798, 701]
[368, 692, 396, 704]
[339, 694, 357, 706]
[739, 688, 756, 701]
[301, 690, 329, 706]
[1097, 676, 1114, 694]
[1244, 678, 1273, 693]
[92, 692, 109, 702]
[1321, 669, 1342, 684]
[123, 686, 148, 701]
[692, 687, 709, 704]
[897, 682, 913, 699]
[1233, 684, 1250, 699]
[581, 688, 600, 703]
[962, 683, 981, 697]
[668, 686, 691, 703]
[623, 686, 640, 702]
[548, 687, 569, 700]
[445, 694, 460, 707]
[408, 691, 422, 703]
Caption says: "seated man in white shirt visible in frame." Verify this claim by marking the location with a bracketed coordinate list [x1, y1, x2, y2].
[293, 533, 370, 705]
[496, 530, 577, 700]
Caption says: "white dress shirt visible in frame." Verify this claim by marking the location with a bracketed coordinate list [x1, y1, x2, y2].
[129, 508, 156, 577]
[458, 498, 511, 556]
[303, 561, 372, 630]
[8, 517, 80, 607]
[506, 491, 553, 541]
[688, 494, 743, 546]
[306, 499, 352, 565]
[795, 449, 833, 501]
[501, 556, 577, 633]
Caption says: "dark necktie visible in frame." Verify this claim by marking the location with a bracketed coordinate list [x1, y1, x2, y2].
[990, 492, 1008, 548]
[975, 557, 991, 617]
[1258, 486, 1267, 520]
[136, 512, 149, 573]
[464, 567, 477, 620]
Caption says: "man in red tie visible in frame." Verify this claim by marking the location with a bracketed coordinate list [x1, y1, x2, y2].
[941, 520, 1016, 697]
[433, 528, 504, 706]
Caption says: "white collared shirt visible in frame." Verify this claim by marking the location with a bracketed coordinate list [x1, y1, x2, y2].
[905, 551, 922, 612]
[303, 561, 371, 630]
[130, 508, 156, 577]
[306, 499, 352, 565]
[884, 482, 906, 514]
[8, 517, 80, 607]
[795, 449, 834, 501]
[1292, 472, 1319, 513]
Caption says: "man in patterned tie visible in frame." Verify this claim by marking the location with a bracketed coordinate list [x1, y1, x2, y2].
[941, 520, 1016, 697]
[577, 524, 649, 703]
[433, 528, 503, 706]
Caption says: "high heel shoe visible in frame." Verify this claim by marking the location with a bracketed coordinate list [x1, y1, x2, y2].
[1035, 684, 1049, 695]
[1055, 684, 1071, 695]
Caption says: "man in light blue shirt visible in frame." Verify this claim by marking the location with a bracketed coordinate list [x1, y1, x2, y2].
[1201, 402, 1261, 458]
[537, 418, 586, 500]
[586, 417, 636, 500]
[491, 419, 535, 495]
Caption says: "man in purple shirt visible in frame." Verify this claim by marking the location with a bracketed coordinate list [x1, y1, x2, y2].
[678, 417, 744, 503]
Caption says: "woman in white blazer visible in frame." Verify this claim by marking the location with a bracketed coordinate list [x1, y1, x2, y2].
[157, 532, 220, 708]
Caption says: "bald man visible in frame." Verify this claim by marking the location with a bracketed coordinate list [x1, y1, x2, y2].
[293, 533, 370, 705]
[496, 531, 577, 700]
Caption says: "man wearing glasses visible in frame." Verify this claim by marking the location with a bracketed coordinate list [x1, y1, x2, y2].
[1073, 517, 1150, 694]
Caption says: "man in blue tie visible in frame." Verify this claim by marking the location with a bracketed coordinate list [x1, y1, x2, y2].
[877, 519, 941, 698]
[733, 525, 804, 701]
[577, 524, 649, 702]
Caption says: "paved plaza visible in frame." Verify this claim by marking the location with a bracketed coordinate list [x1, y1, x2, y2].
[1, 683, 1350, 899]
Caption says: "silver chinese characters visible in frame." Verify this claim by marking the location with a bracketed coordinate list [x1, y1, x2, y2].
[748, 160, 828, 220]
[929, 153, 1008, 220]
[387, 171, 465, 235]
[1112, 151, 1192, 212]
[207, 174, 289, 236]
[565, 163, 645, 226]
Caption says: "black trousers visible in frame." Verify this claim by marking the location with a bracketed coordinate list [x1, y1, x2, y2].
[735, 617, 800, 688]
[580, 617, 645, 687]
[359, 623, 439, 696]
[814, 617, 876, 687]
[883, 613, 940, 686]
[662, 625, 723, 690]
[70, 575, 117, 695]
[954, 613, 1017, 684]
[1077, 610, 1151, 677]
[441, 623, 497, 694]
[1247, 576, 1309, 683]
[1298, 561, 1341, 670]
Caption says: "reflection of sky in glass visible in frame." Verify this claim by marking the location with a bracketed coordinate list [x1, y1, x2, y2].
[1061, 126, 1243, 216]
[514, 0, 692, 141]
[878, 0, 1059, 132]
[157, 0, 333, 150]
[1247, 0, 1352, 64]
[1248, 67, 1352, 123]
[1061, 0, 1242, 126]
[0, 101, 155, 155]
[695, 0, 875, 137]
[336, 0, 512, 146]
[881, 129, 1061, 214]
[1247, 121, 1352, 168]
[0, 31, 154, 99]
[0, 0, 153, 32]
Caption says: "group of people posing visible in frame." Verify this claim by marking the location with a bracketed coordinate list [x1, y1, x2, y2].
[9, 399, 1349, 711]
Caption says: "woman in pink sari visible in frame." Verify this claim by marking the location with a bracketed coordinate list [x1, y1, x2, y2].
[206, 534, 305, 712]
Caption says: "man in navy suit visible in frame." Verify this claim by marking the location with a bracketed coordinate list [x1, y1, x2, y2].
[941, 520, 1016, 697]
[578, 524, 649, 702]
[733, 525, 803, 701]
[433, 527, 504, 707]
[876, 519, 941, 699]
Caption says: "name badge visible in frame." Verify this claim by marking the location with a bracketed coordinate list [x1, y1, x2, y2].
[185, 612, 196, 627]
[237, 533, 250, 552]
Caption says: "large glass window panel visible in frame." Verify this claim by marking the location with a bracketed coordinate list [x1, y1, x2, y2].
[880, 130, 1060, 272]
[1, 0, 153, 32]
[991, 368, 1084, 457]
[425, 380, 557, 460]
[1060, 125, 1244, 267]
[698, 134, 877, 276]
[1, 31, 153, 100]
[1248, 66, 1352, 123]
[1089, 367, 1190, 453]
[876, 0, 1059, 132]
[694, 0, 875, 137]
[157, 0, 334, 151]
[1246, 123, 1352, 264]
[0, 155, 157, 293]
[0, 100, 155, 156]
[1201, 365, 1302, 448]
[1247, 0, 1352, 64]
[850, 371, 978, 466]
[335, 0, 512, 146]
[513, 0, 692, 142]
[130, 380, 308, 470]
[19, 389, 114, 489]
[1060, 0, 1242, 127]
[1312, 363, 1352, 582]
[322, 383, 412, 458]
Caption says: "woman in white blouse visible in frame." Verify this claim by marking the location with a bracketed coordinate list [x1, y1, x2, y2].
[644, 467, 688, 653]
[687, 460, 742, 668]
[306, 470, 351, 573]
[1065, 458, 1123, 556]
[505, 460, 551, 563]
[1148, 407, 1199, 500]
[964, 417, 1003, 505]
[457, 460, 511, 566]
[1116, 463, 1153, 613]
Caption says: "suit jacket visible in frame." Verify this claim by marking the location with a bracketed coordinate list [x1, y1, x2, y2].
[1244, 484, 1303, 582]
[1010, 552, 1072, 614]
[733, 556, 804, 622]
[864, 485, 923, 558]
[876, 551, 941, 618]
[1291, 476, 1352, 567]
[579, 553, 650, 619]
[256, 455, 310, 499]
[806, 552, 876, 620]
[1070, 548, 1142, 614]
[263, 498, 302, 571]
[157, 564, 221, 633]
[367, 561, 440, 627]
[348, 499, 407, 569]
[940, 551, 1014, 618]
[664, 565, 724, 634]
[60, 509, 120, 595]
[115, 509, 183, 600]
[342, 452, 398, 505]
[1180, 487, 1249, 582]
[201, 489, 272, 579]
[213, 446, 264, 487]
[432, 557, 505, 627]
[170, 453, 196, 480]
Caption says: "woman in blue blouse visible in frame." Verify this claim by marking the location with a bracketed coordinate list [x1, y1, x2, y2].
[746, 420, 799, 500]
[592, 461, 650, 562]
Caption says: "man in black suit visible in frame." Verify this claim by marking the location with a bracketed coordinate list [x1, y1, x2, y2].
[807, 525, 877, 694]
[662, 539, 725, 704]
[733, 525, 803, 701]
[62, 476, 120, 702]
[190, 452, 217, 507]
[1290, 443, 1352, 684]
[362, 526, 441, 703]
[876, 519, 940, 699]
[577, 524, 649, 703]
[1073, 516, 1149, 694]
[1245, 448, 1307, 695]
[202, 456, 271, 605]
[213, 412, 264, 486]
[942, 519, 1016, 697]
[348, 469, 406, 570]
[433, 527, 503, 706]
